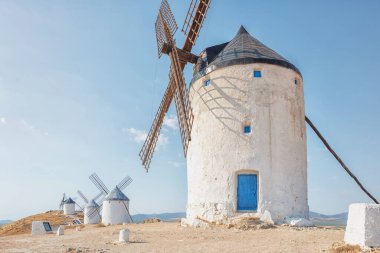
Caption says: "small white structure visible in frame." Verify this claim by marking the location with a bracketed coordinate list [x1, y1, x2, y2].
[184, 26, 309, 226]
[119, 229, 130, 242]
[31, 221, 53, 235]
[345, 203, 380, 247]
[102, 186, 132, 225]
[56, 226, 64, 236]
[84, 200, 101, 224]
[63, 197, 76, 215]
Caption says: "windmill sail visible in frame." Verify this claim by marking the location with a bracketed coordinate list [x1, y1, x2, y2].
[140, 0, 211, 170]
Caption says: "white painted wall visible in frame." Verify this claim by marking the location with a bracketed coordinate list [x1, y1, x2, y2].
[345, 203, 380, 247]
[186, 63, 308, 225]
[63, 203, 75, 215]
[102, 200, 131, 225]
[84, 206, 101, 224]
[31, 221, 50, 235]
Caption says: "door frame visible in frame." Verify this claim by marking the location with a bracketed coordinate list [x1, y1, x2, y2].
[236, 170, 259, 213]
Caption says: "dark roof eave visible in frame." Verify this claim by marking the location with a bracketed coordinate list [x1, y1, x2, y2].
[190, 57, 302, 84]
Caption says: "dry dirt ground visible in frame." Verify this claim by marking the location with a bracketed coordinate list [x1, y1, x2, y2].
[0, 211, 83, 237]
[0, 222, 349, 253]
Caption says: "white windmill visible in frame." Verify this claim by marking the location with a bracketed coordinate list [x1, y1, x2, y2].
[139, 0, 379, 227]
[88, 173, 133, 225]
[77, 190, 103, 224]
[59, 193, 79, 215]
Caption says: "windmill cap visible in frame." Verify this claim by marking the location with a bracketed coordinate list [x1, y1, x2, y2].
[105, 186, 130, 201]
[192, 25, 301, 82]
[64, 197, 75, 204]
[86, 199, 99, 208]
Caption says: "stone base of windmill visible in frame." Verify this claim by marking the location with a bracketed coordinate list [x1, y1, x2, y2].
[344, 203, 380, 248]
[181, 206, 313, 228]
[182, 201, 313, 228]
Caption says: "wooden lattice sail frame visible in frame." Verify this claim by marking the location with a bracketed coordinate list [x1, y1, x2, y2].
[139, 0, 211, 170]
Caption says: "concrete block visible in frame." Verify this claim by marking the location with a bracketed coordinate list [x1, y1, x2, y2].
[119, 229, 129, 242]
[56, 226, 64, 236]
[345, 203, 380, 247]
[31, 221, 53, 235]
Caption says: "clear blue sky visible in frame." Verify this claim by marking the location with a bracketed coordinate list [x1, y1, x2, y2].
[0, 0, 379, 220]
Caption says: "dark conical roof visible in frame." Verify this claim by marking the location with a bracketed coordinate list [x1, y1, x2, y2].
[64, 197, 75, 204]
[86, 199, 99, 208]
[192, 26, 301, 80]
[104, 186, 130, 201]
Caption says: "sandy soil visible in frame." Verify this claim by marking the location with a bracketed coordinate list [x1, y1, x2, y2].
[0, 211, 83, 237]
[0, 222, 347, 253]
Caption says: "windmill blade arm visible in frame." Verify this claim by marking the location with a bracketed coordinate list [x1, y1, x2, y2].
[75, 203, 83, 211]
[182, 0, 212, 51]
[117, 176, 133, 191]
[77, 190, 89, 204]
[169, 46, 194, 156]
[89, 173, 109, 195]
[139, 81, 175, 170]
[88, 203, 103, 218]
[93, 192, 103, 201]
[59, 193, 66, 209]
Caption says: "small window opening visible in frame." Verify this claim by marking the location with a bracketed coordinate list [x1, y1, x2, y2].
[295, 79, 298, 85]
[243, 125, 251, 134]
[253, 70, 262, 78]
[204, 79, 211, 87]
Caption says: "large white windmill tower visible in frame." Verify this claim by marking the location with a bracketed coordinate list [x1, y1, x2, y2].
[139, 0, 310, 226]
[185, 26, 308, 225]
[140, 0, 380, 228]
[89, 173, 133, 226]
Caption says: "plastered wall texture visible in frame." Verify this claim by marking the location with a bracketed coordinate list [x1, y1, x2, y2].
[345, 203, 380, 247]
[185, 63, 309, 225]
[63, 203, 75, 215]
[102, 200, 130, 225]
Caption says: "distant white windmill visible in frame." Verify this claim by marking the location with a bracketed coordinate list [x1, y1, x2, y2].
[59, 193, 80, 215]
[77, 190, 103, 224]
[88, 173, 133, 225]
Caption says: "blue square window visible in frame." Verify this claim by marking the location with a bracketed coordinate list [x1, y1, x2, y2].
[244, 125, 251, 134]
[253, 70, 262, 78]
[204, 79, 211, 86]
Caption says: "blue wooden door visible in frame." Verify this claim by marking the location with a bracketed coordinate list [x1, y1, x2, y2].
[237, 174, 258, 211]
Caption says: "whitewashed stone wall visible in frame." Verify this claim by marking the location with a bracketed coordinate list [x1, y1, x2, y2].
[102, 200, 131, 225]
[84, 206, 101, 224]
[63, 203, 75, 215]
[185, 63, 309, 225]
[345, 203, 380, 247]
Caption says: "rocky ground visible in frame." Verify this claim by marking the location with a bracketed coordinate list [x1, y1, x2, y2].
[1, 212, 377, 253]
[0, 221, 351, 253]
[0, 210, 83, 236]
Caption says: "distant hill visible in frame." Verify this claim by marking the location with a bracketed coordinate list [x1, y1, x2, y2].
[309, 211, 348, 227]
[132, 212, 185, 223]
[0, 220, 12, 226]
[0, 210, 348, 231]
[131, 211, 348, 226]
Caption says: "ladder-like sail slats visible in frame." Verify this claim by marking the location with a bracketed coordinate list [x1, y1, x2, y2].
[139, 80, 175, 169]
[142, 0, 209, 170]
[117, 176, 133, 191]
[77, 190, 89, 204]
[89, 173, 109, 195]
[182, 0, 211, 51]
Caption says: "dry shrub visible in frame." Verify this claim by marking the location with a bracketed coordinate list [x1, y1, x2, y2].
[330, 242, 361, 253]
[96, 223, 106, 228]
[142, 218, 161, 224]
